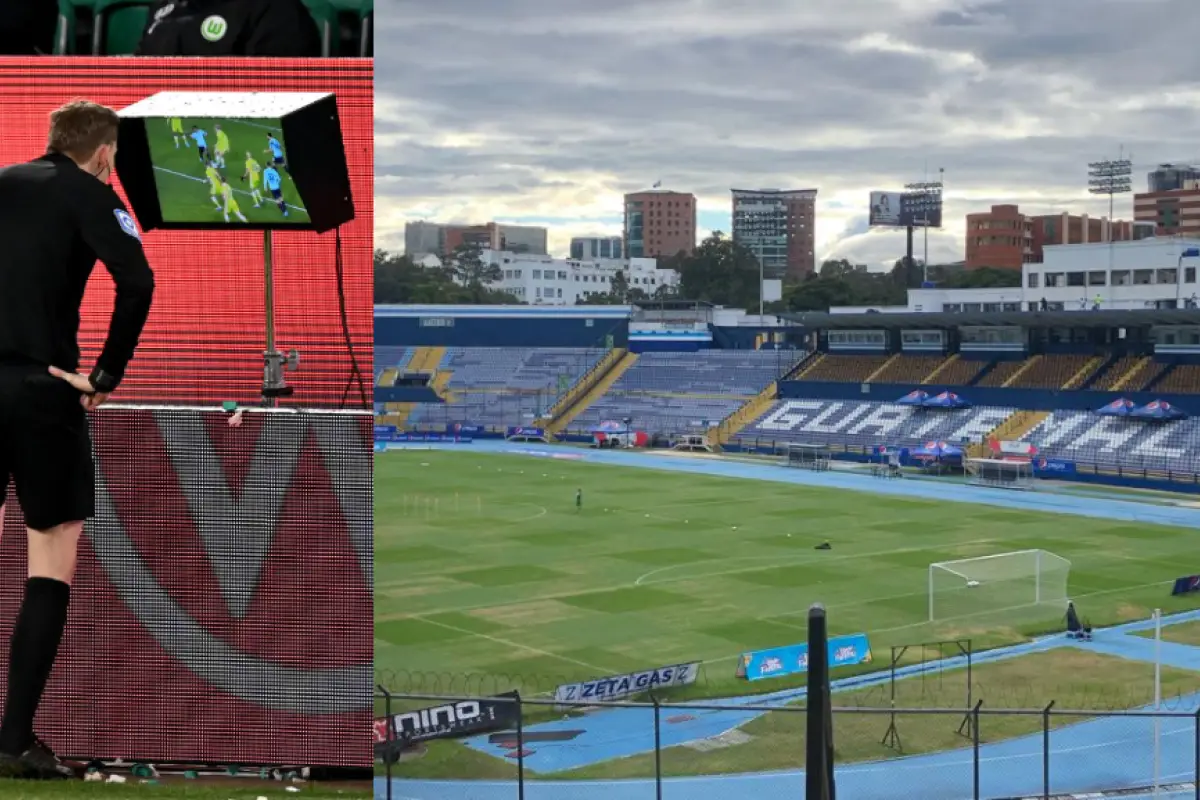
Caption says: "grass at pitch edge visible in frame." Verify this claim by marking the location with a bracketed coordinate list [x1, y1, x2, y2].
[1133, 618, 1200, 645]
[375, 450, 1200, 777]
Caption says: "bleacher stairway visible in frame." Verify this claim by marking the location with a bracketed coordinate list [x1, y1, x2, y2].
[545, 351, 638, 435]
[1001, 355, 1040, 387]
[389, 346, 448, 428]
[969, 409, 1051, 457]
[536, 348, 624, 427]
[922, 354, 958, 385]
[714, 381, 779, 446]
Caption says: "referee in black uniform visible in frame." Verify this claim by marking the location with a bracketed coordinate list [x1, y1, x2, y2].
[0, 101, 155, 779]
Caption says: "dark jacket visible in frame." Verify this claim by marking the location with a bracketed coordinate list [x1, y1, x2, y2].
[0, 154, 155, 389]
[137, 0, 322, 57]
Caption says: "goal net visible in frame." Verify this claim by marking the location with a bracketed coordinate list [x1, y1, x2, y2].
[928, 550, 1070, 623]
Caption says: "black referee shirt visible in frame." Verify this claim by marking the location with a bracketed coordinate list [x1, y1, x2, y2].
[136, 0, 322, 57]
[0, 153, 155, 390]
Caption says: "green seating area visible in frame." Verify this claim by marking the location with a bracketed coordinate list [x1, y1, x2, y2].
[55, 0, 373, 56]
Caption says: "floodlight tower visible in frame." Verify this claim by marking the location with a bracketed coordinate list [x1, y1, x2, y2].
[1087, 152, 1133, 282]
[905, 168, 945, 284]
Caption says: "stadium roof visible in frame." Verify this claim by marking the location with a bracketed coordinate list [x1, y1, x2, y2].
[781, 308, 1200, 330]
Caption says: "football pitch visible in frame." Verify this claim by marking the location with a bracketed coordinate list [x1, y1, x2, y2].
[144, 118, 309, 224]
[376, 449, 1200, 777]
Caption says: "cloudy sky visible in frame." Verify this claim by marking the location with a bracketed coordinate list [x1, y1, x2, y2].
[376, 0, 1200, 270]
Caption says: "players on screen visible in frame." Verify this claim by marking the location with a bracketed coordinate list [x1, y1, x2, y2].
[190, 125, 208, 163]
[213, 124, 230, 169]
[242, 152, 264, 207]
[152, 118, 303, 223]
[266, 132, 289, 174]
[170, 117, 188, 148]
[263, 164, 288, 217]
[205, 160, 223, 211]
[220, 178, 248, 223]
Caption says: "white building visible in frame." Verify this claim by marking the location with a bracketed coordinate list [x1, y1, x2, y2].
[481, 250, 680, 306]
[903, 238, 1200, 313]
[570, 236, 624, 260]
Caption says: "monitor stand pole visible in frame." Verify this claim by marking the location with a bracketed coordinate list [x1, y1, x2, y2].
[261, 230, 298, 407]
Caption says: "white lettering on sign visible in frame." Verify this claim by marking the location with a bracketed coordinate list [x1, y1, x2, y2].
[1036, 413, 1092, 447]
[1130, 425, 1186, 460]
[848, 405, 910, 436]
[758, 400, 824, 431]
[1067, 418, 1138, 452]
[802, 402, 866, 434]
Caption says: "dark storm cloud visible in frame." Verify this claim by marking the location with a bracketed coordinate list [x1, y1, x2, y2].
[375, 0, 1200, 264]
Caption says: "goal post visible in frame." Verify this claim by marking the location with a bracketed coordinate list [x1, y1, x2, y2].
[928, 549, 1071, 623]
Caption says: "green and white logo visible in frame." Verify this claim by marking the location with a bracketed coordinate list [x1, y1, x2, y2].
[200, 14, 227, 42]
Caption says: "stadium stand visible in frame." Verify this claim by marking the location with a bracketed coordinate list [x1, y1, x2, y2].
[869, 354, 947, 384]
[741, 400, 1017, 451]
[975, 359, 1028, 388]
[1151, 364, 1200, 394]
[375, 304, 1200, 490]
[925, 355, 988, 386]
[795, 354, 893, 383]
[375, 346, 412, 387]
[1010, 354, 1102, 389]
[1114, 356, 1167, 392]
[407, 347, 606, 429]
[1020, 410, 1200, 474]
[1088, 355, 1139, 391]
[566, 350, 804, 436]
[737, 399, 1200, 475]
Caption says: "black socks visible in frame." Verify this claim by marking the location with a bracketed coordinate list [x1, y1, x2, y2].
[0, 578, 71, 756]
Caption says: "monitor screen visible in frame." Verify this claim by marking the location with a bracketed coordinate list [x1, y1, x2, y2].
[145, 117, 311, 225]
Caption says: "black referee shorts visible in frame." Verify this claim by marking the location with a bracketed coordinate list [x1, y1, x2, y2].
[0, 365, 94, 531]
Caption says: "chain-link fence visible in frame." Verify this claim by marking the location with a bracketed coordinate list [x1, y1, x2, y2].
[375, 691, 1200, 800]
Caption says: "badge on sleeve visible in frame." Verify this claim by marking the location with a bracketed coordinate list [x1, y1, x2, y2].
[114, 209, 141, 241]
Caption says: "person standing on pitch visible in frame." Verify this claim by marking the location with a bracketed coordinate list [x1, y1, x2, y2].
[576, 488, 582, 511]
[0, 101, 155, 780]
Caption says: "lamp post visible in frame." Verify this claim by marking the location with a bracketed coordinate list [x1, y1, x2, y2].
[904, 170, 944, 285]
[1087, 155, 1133, 282]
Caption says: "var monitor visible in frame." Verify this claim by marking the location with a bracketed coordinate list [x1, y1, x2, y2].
[115, 92, 354, 233]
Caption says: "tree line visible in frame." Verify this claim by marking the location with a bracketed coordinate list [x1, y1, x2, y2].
[374, 233, 1020, 311]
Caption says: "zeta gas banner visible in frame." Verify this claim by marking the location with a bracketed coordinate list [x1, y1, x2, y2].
[553, 662, 700, 709]
[736, 633, 872, 682]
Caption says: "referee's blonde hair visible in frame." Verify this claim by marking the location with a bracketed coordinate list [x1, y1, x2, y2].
[47, 100, 120, 160]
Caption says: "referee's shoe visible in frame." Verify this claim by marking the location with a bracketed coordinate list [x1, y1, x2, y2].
[0, 736, 73, 779]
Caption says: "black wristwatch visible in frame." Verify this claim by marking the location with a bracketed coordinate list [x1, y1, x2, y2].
[88, 368, 119, 394]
